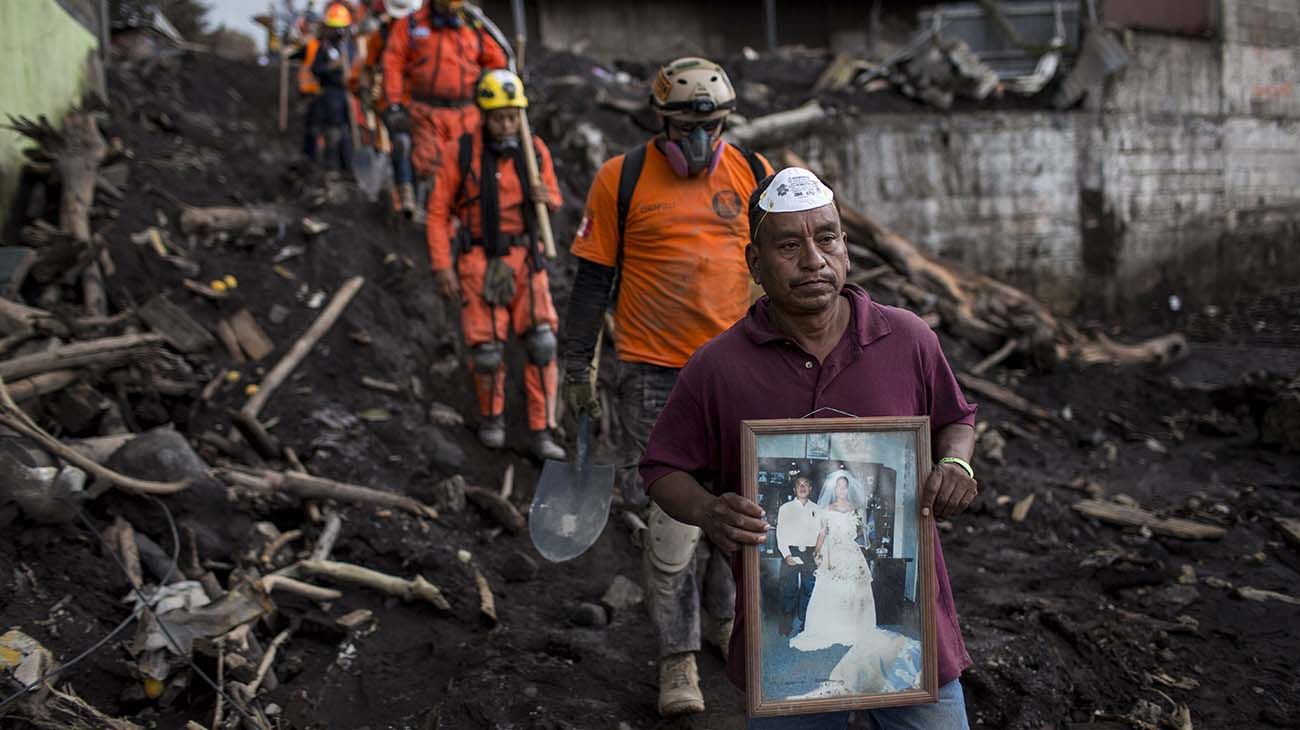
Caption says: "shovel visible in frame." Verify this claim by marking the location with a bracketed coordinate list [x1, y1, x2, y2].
[530, 332, 615, 562]
[530, 412, 616, 562]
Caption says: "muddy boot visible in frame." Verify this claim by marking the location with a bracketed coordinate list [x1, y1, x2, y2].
[479, 415, 505, 449]
[702, 614, 734, 660]
[657, 652, 704, 717]
[530, 429, 565, 461]
[399, 182, 416, 218]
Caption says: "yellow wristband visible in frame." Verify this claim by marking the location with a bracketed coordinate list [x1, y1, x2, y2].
[939, 457, 975, 480]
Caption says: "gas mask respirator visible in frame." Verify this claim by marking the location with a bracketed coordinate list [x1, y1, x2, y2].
[660, 122, 725, 178]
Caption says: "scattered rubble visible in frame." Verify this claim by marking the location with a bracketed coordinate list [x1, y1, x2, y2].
[0, 38, 1295, 730]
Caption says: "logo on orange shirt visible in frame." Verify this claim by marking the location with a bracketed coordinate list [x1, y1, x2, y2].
[712, 190, 743, 220]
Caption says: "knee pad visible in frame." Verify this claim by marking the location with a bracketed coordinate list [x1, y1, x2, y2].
[469, 342, 503, 375]
[646, 502, 701, 573]
[523, 324, 557, 366]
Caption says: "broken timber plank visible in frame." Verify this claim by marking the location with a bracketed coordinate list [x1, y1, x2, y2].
[242, 276, 363, 418]
[228, 308, 274, 361]
[139, 295, 214, 353]
[214, 318, 245, 363]
[1071, 499, 1226, 540]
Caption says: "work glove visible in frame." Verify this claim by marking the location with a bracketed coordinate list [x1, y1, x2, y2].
[563, 375, 600, 420]
[480, 257, 517, 307]
[382, 104, 410, 134]
[433, 268, 460, 301]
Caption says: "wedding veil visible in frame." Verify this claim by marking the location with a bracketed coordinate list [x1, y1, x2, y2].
[816, 469, 870, 510]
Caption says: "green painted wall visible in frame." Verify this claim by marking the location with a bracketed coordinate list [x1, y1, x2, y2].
[0, 0, 100, 233]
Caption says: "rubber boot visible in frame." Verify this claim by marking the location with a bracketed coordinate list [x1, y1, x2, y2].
[702, 614, 734, 661]
[657, 652, 705, 717]
[479, 415, 505, 449]
[530, 429, 565, 461]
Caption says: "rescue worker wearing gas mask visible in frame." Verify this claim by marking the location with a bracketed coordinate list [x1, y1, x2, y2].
[559, 57, 772, 717]
[426, 70, 565, 461]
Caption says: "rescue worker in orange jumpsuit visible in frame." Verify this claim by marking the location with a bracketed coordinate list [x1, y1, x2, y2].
[353, 0, 421, 215]
[380, 0, 508, 184]
[427, 70, 565, 460]
[300, 3, 356, 172]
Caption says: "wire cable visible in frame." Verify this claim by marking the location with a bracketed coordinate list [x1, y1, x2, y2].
[2, 496, 262, 729]
[0, 494, 177, 713]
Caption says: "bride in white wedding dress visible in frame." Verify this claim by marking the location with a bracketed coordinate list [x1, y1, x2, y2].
[787, 469, 920, 697]
[788, 471, 874, 651]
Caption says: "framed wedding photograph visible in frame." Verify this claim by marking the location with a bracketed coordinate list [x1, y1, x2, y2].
[741, 417, 938, 718]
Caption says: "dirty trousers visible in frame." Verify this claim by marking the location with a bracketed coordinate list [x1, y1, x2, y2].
[409, 101, 480, 180]
[619, 362, 736, 658]
[457, 246, 558, 431]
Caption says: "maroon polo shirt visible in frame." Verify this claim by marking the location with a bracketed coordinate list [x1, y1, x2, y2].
[640, 284, 977, 690]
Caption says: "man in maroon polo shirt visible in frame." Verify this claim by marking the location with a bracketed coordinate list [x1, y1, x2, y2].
[640, 167, 978, 729]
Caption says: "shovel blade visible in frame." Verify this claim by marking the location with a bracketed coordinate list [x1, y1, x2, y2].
[529, 456, 616, 563]
[352, 147, 389, 200]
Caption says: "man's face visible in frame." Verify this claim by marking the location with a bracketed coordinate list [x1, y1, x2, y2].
[795, 479, 811, 501]
[485, 108, 520, 143]
[746, 204, 849, 315]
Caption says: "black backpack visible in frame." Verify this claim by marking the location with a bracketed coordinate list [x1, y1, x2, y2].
[612, 143, 767, 301]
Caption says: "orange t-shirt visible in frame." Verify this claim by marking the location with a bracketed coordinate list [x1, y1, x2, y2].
[571, 141, 771, 369]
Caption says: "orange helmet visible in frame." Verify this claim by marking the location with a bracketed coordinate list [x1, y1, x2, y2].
[323, 2, 353, 28]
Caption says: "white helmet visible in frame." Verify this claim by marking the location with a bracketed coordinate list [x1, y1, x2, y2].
[385, 0, 422, 19]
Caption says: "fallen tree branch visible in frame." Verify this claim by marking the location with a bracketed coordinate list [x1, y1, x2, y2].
[1072, 499, 1226, 540]
[259, 529, 302, 567]
[465, 485, 526, 534]
[955, 372, 1061, 425]
[299, 559, 450, 611]
[242, 277, 363, 418]
[0, 377, 190, 494]
[309, 512, 342, 562]
[179, 205, 291, 235]
[258, 575, 342, 602]
[218, 467, 437, 520]
[0, 333, 164, 380]
[247, 628, 292, 696]
[8, 370, 80, 401]
[472, 566, 498, 627]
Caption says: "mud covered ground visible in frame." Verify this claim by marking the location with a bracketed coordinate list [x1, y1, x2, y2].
[2, 50, 1298, 730]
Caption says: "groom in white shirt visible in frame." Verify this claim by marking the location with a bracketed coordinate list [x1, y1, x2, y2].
[776, 476, 820, 636]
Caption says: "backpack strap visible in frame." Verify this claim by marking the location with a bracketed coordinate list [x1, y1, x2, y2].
[612, 143, 649, 303]
[734, 144, 768, 187]
[451, 132, 476, 210]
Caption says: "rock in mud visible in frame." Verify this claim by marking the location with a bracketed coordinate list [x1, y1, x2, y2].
[600, 575, 644, 614]
[569, 602, 608, 627]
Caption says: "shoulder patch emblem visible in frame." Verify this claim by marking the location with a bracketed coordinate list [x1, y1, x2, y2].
[712, 190, 743, 220]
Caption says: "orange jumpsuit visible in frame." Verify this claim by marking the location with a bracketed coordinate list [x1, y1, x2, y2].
[427, 129, 562, 431]
[382, 8, 508, 178]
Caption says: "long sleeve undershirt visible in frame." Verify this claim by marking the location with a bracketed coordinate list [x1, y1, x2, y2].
[560, 257, 616, 379]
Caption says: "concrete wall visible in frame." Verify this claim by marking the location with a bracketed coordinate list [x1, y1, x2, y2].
[793, 1, 1300, 311]
[0, 0, 101, 232]
[794, 113, 1082, 302]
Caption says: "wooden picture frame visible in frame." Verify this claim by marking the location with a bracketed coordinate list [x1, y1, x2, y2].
[741, 416, 938, 718]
